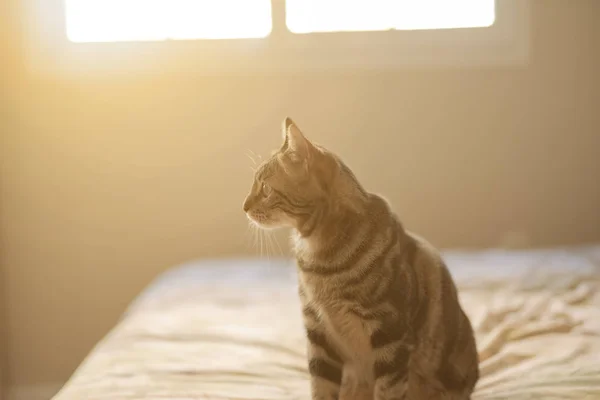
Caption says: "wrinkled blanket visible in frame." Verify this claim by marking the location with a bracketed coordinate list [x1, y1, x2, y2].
[53, 247, 600, 400]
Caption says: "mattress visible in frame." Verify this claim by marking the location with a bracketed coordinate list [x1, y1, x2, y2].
[52, 246, 600, 400]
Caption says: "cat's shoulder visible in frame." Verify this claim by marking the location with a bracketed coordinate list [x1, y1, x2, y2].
[403, 230, 446, 267]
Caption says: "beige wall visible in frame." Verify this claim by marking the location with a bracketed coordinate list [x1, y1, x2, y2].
[1, 1, 16, 397]
[1, 0, 599, 390]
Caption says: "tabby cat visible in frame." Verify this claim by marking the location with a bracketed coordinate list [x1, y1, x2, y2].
[243, 118, 479, 400]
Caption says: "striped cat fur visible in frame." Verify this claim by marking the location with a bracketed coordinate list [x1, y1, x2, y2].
[243, 118, 479, 400]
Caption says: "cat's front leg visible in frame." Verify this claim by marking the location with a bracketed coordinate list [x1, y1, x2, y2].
[372, 343, 410, 400]
[338, 364, 375, 400]
[306, 330, 343, 400]
[303, 305, 343, 399]
[308, 356, 343, 400]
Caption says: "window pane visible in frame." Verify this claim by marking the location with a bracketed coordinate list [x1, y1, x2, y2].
[65, 0, 272, 42]
[286, 0, 495, 34]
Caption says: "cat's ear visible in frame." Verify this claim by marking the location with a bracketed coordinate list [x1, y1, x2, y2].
[281, 117, 294, 145]
[281, 117, 311, 160]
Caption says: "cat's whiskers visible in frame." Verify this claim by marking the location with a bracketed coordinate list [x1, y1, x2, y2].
[265, 230, 272, 262]
[246, 216, 283, 261]
[246, 221, 260, 255]
[255, 225, 262, 259]
[267, 230, 284, 257]
[248, 149, 262, 163]
[260, 229, 266, 260]
[243, 222, 252, 248]
[267, 230, 281, 261]
[245, 150, 258, 166]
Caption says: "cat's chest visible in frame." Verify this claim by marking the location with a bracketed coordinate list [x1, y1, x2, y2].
[321, 300, 376, 369]
[300, 274, 375, 361]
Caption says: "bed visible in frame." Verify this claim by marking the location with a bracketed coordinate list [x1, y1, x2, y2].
[52, 246, 600, 400]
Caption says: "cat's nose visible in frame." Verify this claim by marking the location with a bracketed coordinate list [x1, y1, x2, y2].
[242, 197, 251, 212]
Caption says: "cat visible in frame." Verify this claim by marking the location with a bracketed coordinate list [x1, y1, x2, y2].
[243, 117, 479, 400]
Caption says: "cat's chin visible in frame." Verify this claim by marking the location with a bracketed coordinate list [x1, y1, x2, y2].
[247, 216, 287, 231]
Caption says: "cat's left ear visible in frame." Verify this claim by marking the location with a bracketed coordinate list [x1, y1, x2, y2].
[281, 117, 311, 161]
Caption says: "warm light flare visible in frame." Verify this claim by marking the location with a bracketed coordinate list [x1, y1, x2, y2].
[65, 0, 495, 43]
[65, 0, 273, 42]
[286, 0, 495, 34]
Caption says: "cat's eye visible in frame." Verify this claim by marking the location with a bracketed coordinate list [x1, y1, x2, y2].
[261, 183, 272, 196]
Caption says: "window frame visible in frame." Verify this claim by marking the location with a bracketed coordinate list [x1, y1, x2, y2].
[22, 0, 530, 77]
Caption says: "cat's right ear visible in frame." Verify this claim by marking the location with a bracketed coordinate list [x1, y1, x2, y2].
[281, 117, 311, 157]
[281, 117, 294, 149]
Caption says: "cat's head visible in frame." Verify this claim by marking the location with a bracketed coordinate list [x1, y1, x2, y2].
[243, 117, 348, 232]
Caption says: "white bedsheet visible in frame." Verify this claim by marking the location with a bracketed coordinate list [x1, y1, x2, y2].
[53, 246, 600, 399]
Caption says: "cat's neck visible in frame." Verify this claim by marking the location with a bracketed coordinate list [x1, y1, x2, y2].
[292, 192, 389, 259]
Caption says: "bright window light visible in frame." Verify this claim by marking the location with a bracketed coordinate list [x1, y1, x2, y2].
[286, 0, 496, 34]
[64, 0, 272, 43]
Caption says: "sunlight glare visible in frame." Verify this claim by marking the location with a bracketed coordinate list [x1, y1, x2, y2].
[65, 0, 272, 42]
[286, 0, 496, 34]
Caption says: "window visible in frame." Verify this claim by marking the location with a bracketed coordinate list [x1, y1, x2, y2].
[23, 0, 529, 75]
[64, 0, 272, 42]
[64, 0, 495, 43]
[286, 0, 495, 34]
